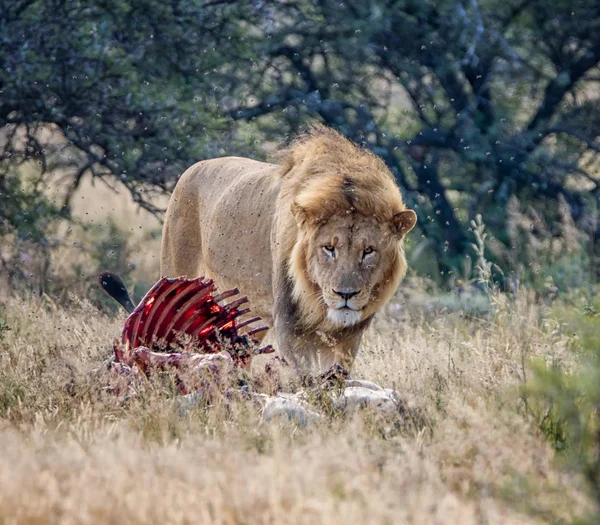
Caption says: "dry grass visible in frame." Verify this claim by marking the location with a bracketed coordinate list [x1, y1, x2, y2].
[0, 185, 595, 524]
[0, 286, 593, 525]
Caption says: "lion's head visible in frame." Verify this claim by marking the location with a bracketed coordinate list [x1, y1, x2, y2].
[279, 126, 417, 331]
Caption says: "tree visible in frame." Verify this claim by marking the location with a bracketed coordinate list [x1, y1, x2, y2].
[0, 0, 260, 215]
[2, 0, 599, 278]
[222, 0, 600, 274]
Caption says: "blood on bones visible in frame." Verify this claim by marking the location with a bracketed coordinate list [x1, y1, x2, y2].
[109, 276, 274, 394]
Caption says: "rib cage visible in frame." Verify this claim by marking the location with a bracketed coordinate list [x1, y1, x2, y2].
[117, 276, 271, 368]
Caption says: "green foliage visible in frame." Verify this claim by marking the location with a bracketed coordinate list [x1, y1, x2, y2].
[220, 0, 600, 275]
[0, 310, 9, 341]
[0, 171, 61, 242]
[0, 170, 62, 290]
[1, 0, 263, 212]
[0, 377, 27, 417]
[553, 293, 600, 353]
[2, 0, 599, 282]
[523, 302, 600, 518]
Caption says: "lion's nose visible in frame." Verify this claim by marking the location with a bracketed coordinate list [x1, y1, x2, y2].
[334, 289, 360, 301]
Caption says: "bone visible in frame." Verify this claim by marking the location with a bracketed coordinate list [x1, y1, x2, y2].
[212, 288, 240, 303]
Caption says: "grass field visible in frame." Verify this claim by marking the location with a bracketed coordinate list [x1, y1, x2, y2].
[0, 182, 597, 524]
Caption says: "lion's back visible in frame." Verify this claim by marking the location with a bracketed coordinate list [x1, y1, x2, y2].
[161, 157, 281, 323]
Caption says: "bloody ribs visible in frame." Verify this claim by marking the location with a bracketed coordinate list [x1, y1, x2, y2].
[100, 274, 274, 394]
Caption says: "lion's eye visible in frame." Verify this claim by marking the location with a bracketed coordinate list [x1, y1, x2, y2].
[362, 247, 375, 258]
[322, 245, 335, 256]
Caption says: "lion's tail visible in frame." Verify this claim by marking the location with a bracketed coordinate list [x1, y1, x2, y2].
[98, 272, 136, 314]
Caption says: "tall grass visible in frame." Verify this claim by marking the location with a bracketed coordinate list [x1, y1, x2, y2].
[0, 280, 594, 523]
[0, 180, 598, 524]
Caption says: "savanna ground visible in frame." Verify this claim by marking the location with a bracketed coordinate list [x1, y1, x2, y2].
[0, 179, 599, 525]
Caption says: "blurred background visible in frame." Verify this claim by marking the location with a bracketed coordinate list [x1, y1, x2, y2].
[1, 3, 600, 519]
[1, 0, 599, 308]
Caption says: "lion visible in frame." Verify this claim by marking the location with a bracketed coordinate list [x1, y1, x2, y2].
[160, 125, 417, 372]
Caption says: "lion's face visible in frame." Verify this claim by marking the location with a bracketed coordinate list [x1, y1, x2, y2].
[301, 212, 414, 328]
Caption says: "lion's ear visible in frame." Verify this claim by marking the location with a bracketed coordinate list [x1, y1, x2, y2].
[392, 209, 417, 239]
[291, 201, 309, 226]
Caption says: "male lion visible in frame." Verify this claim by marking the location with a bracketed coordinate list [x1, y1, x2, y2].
[160, 126, 417, 372]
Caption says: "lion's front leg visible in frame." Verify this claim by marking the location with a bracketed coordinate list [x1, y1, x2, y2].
[273, 311, 362, 375]
[272, 309, 318, 373]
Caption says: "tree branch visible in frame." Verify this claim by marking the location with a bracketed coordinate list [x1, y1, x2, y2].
[546, 126, 600, 154]
[526, 40, 600, 134]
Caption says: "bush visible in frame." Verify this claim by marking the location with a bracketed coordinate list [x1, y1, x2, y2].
[523, 297, 600, 521]
[0, 171, 62, 293]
